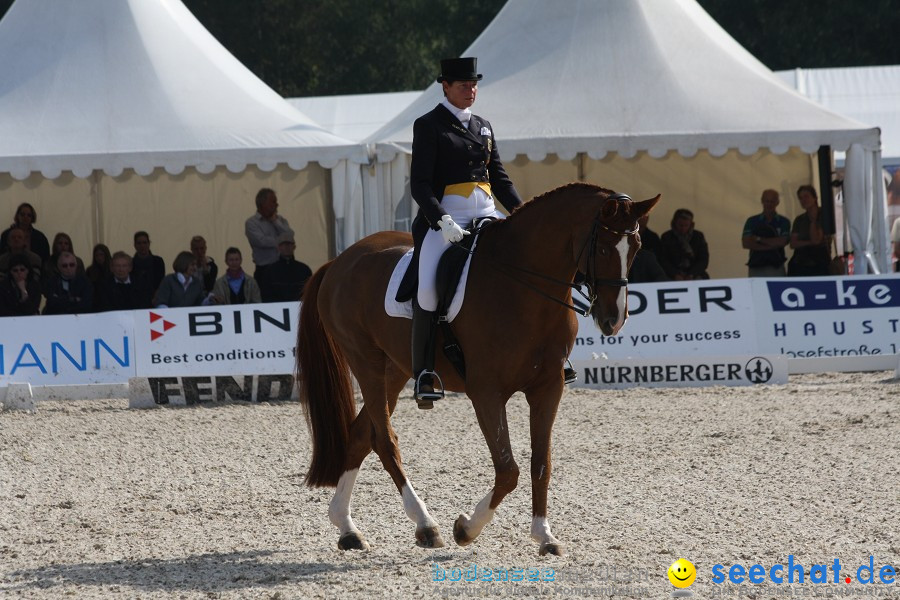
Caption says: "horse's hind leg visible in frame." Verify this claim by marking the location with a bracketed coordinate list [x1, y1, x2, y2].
[346, 356, 445, 549]
[329, 407, 376, 550]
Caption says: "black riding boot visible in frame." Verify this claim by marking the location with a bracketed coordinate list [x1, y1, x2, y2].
[412, 302, 444, 409]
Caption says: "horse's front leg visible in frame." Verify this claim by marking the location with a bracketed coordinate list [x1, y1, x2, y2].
[526, 380, 565, 556]
[454, 396, 519, 546]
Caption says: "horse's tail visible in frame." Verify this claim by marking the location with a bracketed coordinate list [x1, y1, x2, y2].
[296, 261, 355, 488]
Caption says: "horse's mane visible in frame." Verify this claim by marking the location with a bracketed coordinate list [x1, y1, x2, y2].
[498, 182, 618, 228]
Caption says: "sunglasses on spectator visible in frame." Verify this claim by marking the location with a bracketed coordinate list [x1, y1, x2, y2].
[17, 212, 35, 218]
[11, 266, 28, 273]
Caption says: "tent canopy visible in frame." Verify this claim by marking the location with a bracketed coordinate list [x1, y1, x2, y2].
[0, 0, 365, 181]
[365, 0, 887, 275]
[288, 92, 421, 142]
[775, 65, 900, 166]
[370, 0, 879, 160]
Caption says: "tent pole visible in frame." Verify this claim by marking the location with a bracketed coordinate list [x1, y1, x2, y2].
[577, 152, 586, 181]
[90, 169, 103, 249]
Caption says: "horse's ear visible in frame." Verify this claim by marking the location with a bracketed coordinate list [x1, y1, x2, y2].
[635, 194, 661, 218]
[601, 198, 619, 219]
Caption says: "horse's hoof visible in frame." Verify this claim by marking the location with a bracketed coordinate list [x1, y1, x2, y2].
[415, 525, 445, 548]
[453, 516, 474, 546]
[337, 531, 370, 551]
[539, 541, 564, 556]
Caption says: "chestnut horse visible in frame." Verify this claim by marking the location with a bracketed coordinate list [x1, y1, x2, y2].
[296, 183, 659, 555]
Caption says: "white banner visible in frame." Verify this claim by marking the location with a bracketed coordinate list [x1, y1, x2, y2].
[0, 312, 134, 387]
[573, 354, 788, 389]
[133, 303, 298, 377]
[572, 276, 900, 363]
[573, 279, 758, 360]
[752, 275, 900, 358]
[2, 277, 898, 393]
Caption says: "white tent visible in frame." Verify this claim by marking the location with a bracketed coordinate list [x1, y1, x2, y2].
[366, 0, 889, 278]
[0, 0, 366, 271]
[775, 65, 900, 166]
[288, 92, 421, 142]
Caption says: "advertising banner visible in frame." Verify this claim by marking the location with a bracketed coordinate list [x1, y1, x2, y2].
[572, 279, 759, 360]
[753, 275, 900, 358]
[0, 312, 134, 387]
[133, 303, 298, 377]
[573, 354, 788, 390]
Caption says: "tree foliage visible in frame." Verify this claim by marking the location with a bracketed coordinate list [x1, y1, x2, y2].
[2, 0, 899, 96]
[181, 0, 507, 96]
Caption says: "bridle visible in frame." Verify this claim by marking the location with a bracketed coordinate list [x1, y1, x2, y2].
[571, 193, 638, 313]
[454, 193, 638, 317]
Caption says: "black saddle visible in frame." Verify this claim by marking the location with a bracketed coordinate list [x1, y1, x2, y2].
[402, 218, 495, 380]
[396, 218, 494, 314]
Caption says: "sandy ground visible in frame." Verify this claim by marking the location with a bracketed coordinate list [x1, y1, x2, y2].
[2, 371, 900, 600]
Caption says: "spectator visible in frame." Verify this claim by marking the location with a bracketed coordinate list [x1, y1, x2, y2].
[211, 247, 262, 304]
[190, 235, 218, 293]
[154, 251, 206, 308]
[44, 232, 86, 282]
[245, 188, 293, 281]
[788, 185, 831, 277]
[42, 251, 93, 315]
[131, 230, 165, 308]
[637, 213, 661, 258]
[86, 243, 112, 310]
[0, 227, 43, 282]
[0, 254, 41, 316]
[0, 202, 50, 264]
[741, 189, 791, 277]
[628, 248, 668, 283]
[259, 232, 312, 302]
[658, 208, 709, 280]
[97, 251, 147, 311]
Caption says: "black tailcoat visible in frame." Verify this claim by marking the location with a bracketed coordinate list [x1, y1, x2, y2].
[398, 104, 523, 301]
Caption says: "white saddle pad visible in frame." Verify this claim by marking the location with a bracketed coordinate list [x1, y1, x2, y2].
[385, 246, 475, 322]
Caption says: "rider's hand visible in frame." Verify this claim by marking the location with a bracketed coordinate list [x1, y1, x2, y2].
[438, 215, 470, 244]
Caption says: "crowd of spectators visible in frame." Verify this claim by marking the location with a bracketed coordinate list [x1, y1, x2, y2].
[630, 184, 851, 283]
[2, 182, 890, 316]
[0, 190, 313, 317]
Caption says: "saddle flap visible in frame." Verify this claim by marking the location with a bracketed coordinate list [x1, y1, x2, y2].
[435, 218, 493, 317]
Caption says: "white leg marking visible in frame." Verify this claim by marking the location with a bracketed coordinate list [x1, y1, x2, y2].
[613, 237, 630, 329]
[328, 469, 362, 536]
[401, 480, 438, 529]
[530, 516, 561, 546]
[457, 489, 496, 540]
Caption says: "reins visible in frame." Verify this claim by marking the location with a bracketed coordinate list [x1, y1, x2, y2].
[451, 193, 637, 317]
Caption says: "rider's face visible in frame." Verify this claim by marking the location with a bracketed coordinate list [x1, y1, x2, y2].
[443, 80, 478, 110]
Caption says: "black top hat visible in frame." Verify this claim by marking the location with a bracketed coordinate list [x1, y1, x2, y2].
[436, 57, 483, 83]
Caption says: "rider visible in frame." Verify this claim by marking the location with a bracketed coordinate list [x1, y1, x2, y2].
[408, 57, 577, 409]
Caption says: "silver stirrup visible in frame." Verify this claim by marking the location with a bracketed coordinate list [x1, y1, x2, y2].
[414, 370, 445, 401]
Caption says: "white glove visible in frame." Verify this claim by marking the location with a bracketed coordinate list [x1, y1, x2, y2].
[438, 214, 470, 244]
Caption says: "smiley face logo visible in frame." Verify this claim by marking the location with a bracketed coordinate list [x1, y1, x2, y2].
[667, 558, 696, 588]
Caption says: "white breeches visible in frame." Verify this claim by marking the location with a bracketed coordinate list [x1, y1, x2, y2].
[417, 188, 505, 311]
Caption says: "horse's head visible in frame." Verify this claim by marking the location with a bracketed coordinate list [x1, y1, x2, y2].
[579, 192, 660, 336]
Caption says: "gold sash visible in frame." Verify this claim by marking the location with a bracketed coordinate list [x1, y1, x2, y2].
[443, 182, 492, 198]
